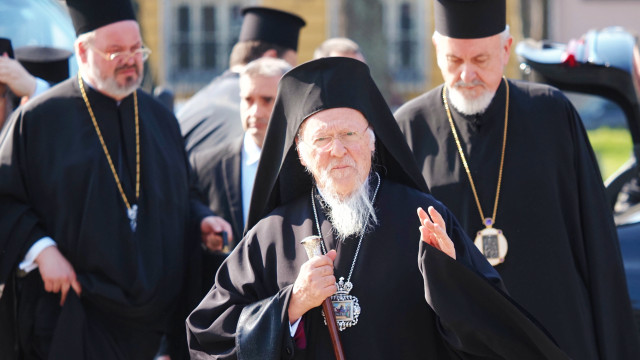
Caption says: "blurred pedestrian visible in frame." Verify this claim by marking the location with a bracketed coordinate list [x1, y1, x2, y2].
[0, 0, 231, 358]
[177, 7, 305, 156]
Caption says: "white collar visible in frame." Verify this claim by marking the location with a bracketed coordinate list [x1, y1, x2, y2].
[242, 134, 262, 165]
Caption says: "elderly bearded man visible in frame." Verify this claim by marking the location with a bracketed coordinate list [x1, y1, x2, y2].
[0, 0, 232, 358]
[395, 1, 640, 359]
[186, 57, 569, 360]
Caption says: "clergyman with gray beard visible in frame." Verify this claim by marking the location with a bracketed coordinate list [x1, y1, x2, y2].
[187, 57, 569, 360]
[394, 1, 639, 358]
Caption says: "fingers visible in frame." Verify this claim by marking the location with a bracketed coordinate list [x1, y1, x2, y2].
[71, 279, 83, 297]
[427, 206, 446, 230]
[202, 233, 224, 251]
[60, 282, 70, 306]
[201, 216, 234, 246]
[417, 207, 429, 223]
[418, 206, 456, 259]
[289, 253, 337, 321]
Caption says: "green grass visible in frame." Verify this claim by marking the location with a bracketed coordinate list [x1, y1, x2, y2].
[587, 127, 633, 180]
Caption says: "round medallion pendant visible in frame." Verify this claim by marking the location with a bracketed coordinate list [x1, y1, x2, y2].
[474, 227, 508, 266]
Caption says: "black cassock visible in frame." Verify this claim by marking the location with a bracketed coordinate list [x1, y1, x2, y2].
[187, 177, 568, 360]
[0, 77, 211, 359]
[395, 79, 640, 360]
[177, 70, 244, 156]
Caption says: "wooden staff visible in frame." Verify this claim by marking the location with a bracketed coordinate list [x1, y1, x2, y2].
[301, 236, 346, 360]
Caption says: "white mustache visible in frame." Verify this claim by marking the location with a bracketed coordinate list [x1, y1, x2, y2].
[453, 80, 485, 89]
[329, 157, 356, 169]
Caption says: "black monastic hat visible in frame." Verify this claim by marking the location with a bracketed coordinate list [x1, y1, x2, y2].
[245, 57, 428, 231]
[66, 0, 137, 36]
[239, 7, 306, 51]
[434, 0, 506, 39]
[0, 38, 14, 59]
[15, 46, 73, 84]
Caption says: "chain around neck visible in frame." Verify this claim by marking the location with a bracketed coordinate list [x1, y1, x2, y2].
[78, 75, 140, 211]
[311, 172, 381, 283]
[442, 76, 509, 227]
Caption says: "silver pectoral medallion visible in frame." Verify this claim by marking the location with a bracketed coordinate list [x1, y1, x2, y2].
[127, 204, 138, 231]
[322, 277, 361, 331]
[474, 224, 508, 266]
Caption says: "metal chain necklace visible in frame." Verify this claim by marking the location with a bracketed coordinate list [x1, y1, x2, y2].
[310, 171, 380, 331]
[443, 76, 509, 266]
[79, 75, 140, 231]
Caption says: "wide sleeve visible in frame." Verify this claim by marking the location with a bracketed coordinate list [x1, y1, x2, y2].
[0, 110, 48, 284]
[566, 102, 640, 358]
[186, 234, 296, 360]
[418, 244, 569, 359]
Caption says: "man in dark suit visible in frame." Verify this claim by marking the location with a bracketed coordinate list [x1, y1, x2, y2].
[177, 7, 304, 156]
[191, 57, 291, 257]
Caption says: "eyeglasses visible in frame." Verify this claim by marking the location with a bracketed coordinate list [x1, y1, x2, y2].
[90, 44, 152, 62]
[302, 124, 370, 151]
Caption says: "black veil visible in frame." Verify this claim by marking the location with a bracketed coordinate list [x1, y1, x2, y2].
[246, 57, 428, 231]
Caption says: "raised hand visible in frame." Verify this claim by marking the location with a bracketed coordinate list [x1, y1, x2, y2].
[417, 206, 456, 259]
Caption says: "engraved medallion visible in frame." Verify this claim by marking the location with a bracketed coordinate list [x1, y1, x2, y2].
[474, 220, 508, 266]
[322, 277, 361, 331]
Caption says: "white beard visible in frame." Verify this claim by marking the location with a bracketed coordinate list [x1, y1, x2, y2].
[86, 61, 142, 99]
[319, 174, 377, 241]
[448, 81, 495, 115]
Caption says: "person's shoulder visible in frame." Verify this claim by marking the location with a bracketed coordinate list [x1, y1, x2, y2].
[381, 178, 440, 204]
[15, 78, 79, 126]
[21, 78, 77, 111]
[245, 195, 308, 237]
[190, 137, 243, 171]
[509, 79, 571, 104]
[394, 85, 444, 121]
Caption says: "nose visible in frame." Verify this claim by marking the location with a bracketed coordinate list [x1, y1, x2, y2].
[328, 137, 347, 157]
[460, 63, 476, 83]
[254, 102, 270, 119]
[123, 52, 137, 66]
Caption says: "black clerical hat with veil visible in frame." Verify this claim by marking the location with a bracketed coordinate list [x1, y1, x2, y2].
[66, 0, 137, 36]
[245, 57, 429, 231]
[434, 0, 506, 39]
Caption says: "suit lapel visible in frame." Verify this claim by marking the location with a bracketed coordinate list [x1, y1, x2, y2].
[222, 138, 245, 246]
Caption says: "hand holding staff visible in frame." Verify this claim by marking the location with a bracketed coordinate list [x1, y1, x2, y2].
[296, 235, 345, 360]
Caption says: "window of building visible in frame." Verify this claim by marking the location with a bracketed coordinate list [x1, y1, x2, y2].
[383, 0, 426, 95]
[169, 1, 249, 95]
[177, 5, 191, 70]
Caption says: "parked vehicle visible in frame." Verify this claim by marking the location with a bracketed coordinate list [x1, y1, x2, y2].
[516, 26, 640, 335]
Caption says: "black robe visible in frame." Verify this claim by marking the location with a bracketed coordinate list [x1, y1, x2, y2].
[395, 79, 640, 360]
[177, 70, 244, 156]
[187, 178, 568, 360]
[0, 77, 211, 359]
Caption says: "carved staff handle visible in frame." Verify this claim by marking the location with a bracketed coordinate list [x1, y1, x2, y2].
[301, 235, 346, 360]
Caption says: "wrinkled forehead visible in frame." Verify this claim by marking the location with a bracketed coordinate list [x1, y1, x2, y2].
[297, 107, 369, 137]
